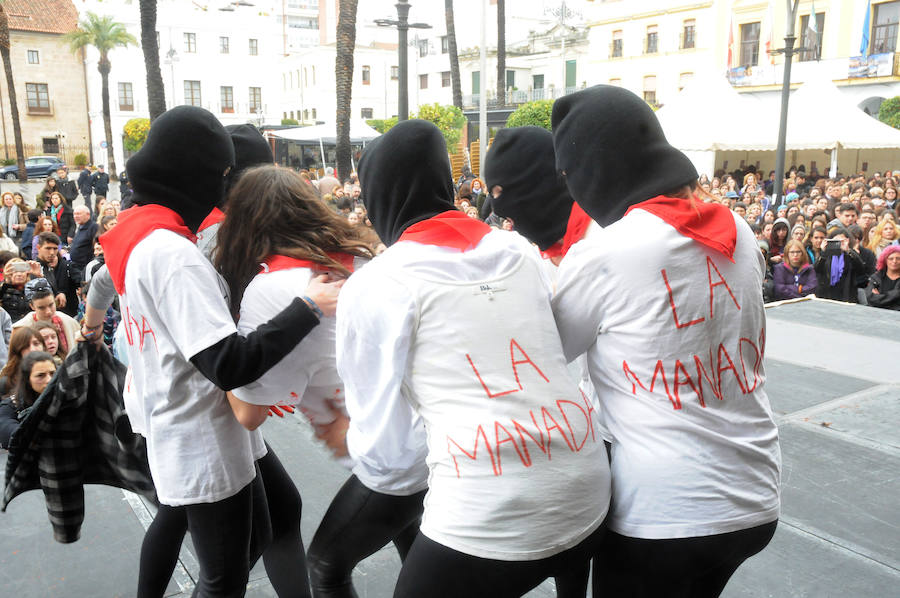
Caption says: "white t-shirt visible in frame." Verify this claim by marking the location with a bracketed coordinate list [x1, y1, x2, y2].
[118, 230, 264, 506]
[553, 208, 781, 539]
[337, 229, 610, 561]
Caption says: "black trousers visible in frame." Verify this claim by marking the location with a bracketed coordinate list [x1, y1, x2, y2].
[592, 520, 778, 598]
[137, 447, 309, 598]
[393, 524, 605, 598]
[306, 474, 426, 598]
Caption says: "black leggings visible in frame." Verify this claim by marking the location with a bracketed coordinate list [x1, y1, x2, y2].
[592, 520, 778, 598]
[306, 475, 426, 598]
[137, 447, 310, 598]
[394, 524, 604, 598]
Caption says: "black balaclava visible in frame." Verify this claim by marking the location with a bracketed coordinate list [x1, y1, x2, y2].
[224, 124, 273, 196]
[484, 126, 573, 250]
[552, 85, 698, 227]
[358, 119, 454, 246]
[126, 106, 234, 232]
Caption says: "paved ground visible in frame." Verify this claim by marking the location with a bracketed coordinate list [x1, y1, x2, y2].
[1, 298, 898, 597]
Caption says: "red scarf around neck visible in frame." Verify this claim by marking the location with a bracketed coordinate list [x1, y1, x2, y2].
[100, 205, 197, 294]
[397, 210, 491, 252]
[198, 207, 226, 232]
[541, 203, 594, 260]
[261, 253, 356, 274]
[626, 196, 737, 261]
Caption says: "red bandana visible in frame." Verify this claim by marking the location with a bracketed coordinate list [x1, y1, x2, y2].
[100, 205, 197, 294]
[397, 210, 492, 252]
[626, 196, 737, 261]
[261, 253, 356, 274]
[541, 203, 594, 260]
[198, 207, 226, 232]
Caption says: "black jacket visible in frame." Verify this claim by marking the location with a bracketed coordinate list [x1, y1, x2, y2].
[69, 220, 99, 269]
[56, 178, 78, 205]
[0, 397, 19, 449]
[866, 270, 900, 310]
[90, 172, 110, 196]
[0, 283, 30, 321]
[77, 169, 92, 197]
[814, 250, 866, 303]
[39, 258, 78, 317]
[19, 222, 35, 258]
[45, 205, 75, 242]
[1, 343, 156, 543]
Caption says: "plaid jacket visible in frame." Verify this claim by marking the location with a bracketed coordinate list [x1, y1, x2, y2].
[2, 342, 156, 543]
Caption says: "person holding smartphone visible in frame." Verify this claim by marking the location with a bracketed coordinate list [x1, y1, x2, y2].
[813, 228, 866, 302]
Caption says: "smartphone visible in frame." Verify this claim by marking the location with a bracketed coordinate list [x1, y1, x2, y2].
[12, 262, 31, 272]
[824, 238, 842, 256]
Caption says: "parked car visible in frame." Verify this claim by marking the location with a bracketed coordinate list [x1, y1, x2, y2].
[0, 156, 66, 180]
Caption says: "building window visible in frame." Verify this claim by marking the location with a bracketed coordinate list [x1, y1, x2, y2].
[391, 65, 399, 80]
[645, 25, 659, 54]
[361, 107, 373, 119]
[25, 82, 51, 113]
[565, 60, 576, 90]
[643, 75, 657, 106]
[872, 1, 900, 53]
[27, 50, 40, 64]
[42, 137, 60, 154]
[532, 74, 544, 89]
[220, 36, 230, 54]
[609, 78, 622, 86]
[799, 13, 825, 61]
[184, 32, 196, 53]
[249, 38, 259, 55]
[682, 19, 696, 49]
[419, 74, 428, 89]
[506, 69, 515, 90]
[739, 22, 760, 66]
[418, 39, 429, 57]
[441, 36, 449, 54]
[249, 87, 262, 113]
[611, 30, 623, 58]
[472, 71, 480, 95]
[184, 80, 201, 106]
[678, 72, 693, 91]
[303, 109, 309, 121]
[118, 82, 134, 111]
[220, 86, 234, 112]
[362, 65, 371, 85]
[311, 108, 317, 120]
[442, 71, 451, 87]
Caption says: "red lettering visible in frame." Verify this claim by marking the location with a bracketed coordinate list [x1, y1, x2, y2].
[650, 359, 680, 410]
[716, 343, 746, 397]
[466, 353, 519, 399]
[674, 359, 704, 408]
[579, 389, 597, 443]
[693, 349, 722, 404]
[707, 257, 741, 319]
[511, 412, 547, 466]
[556, 399, 592, 451]
[447, 425, 496, 478]
[510, 339, 550, 385]
[494, 422, 528, 474]
[662, 268, 705, 329]
[123, 307, 136, 346]
[623, 360, 647, 394]
[738, 337, 761, 393]
[138, 316, 156, 351]
[541, 406, 576, 457]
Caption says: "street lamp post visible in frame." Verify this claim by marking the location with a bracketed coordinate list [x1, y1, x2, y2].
[164, 47, 179, 110]
[376, 1, 430, 121]
[770, 0, 807, 205]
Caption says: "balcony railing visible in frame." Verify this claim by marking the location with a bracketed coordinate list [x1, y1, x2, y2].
[462, 85, 585, 110]
[727, 53, 900, 87]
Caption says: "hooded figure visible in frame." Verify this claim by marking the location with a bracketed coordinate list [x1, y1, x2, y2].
[224, 124, 274, 196]
[552, 84, 697, 226]
[770, 217, 791, 257]
[358, 120, 454, 246]
[484, 126, 574, 251]
[126, 106, 234, 232]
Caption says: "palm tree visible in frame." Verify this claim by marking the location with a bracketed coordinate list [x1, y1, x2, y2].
[139, 0, 166, 121]
[0, 4, 26, 182]
[64, 12, 137, 180]
[445, 0, 462, 110]
[496, 0, 506, 108]
[335, 0, 358, 183]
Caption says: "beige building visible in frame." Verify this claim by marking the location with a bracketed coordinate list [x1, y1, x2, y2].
[0, 0, 91, 164]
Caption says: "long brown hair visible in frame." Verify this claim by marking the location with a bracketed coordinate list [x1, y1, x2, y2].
[1, 327, 45, 395]
[214, 165, 372, 315]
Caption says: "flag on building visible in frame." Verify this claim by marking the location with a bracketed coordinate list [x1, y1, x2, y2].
[807, 1, 819, 60]
[727, 14, 735, 69]
[765, 2, 775, 64]
[860, 0, 871, 56]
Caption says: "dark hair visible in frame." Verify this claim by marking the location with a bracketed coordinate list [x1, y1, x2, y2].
[337, 198, 352, 212]
[100, 214, 117, 231]
[846, 223, 863, 242]
[26, 209, 41, 223]
[837, 202, 857, 215]
[0, 328, 45, 394]
[37, 216, 61, 237]
[37, 231, 61, 247]
[733, 201, 747, 211]
[0, 251, 16, 269]
[13, 351, 55, 410]
[214, 165, 372, 316]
